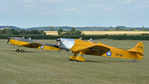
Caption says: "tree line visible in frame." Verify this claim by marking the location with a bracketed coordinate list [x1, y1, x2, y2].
[1, 27, 149, 40]
[57, 28, 82, 35]
[0, 27, 46, 35]
[1, 34, 149, 40]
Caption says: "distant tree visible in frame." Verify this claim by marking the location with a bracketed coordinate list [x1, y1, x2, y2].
[11, 29, 19, 35]
[115, 26, 121, 31]
[130, 29, 135, 31]
[115, 26, 128, 31]
[142, 26, 145, 31]
[2, 27, 13, 35]
[57, 28, 63, 35]
[75, 30, 81, 35]
[50, 27, 55, 31]
[0, 28, 46, 35]
[62, 28, 82, 35]
[71, 28, 76, 33]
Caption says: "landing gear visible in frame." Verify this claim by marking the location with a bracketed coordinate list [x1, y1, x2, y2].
[20, 49, 25, 53]
[69, 52, 77, 61]
[69, 52, 86, 62]
[76, 52, 86, 62]
[76, 56, 86, 62]
[70, 59, 75, 61]
[16, 49, 20, 52]
[16, 49, 25, 53]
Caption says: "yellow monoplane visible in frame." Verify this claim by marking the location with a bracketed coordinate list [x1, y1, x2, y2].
[56, 38, 143, 62]
[7, 37, 60, 52]
[8, 37, 143, 62]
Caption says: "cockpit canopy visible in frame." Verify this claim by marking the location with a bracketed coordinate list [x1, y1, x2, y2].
[56, 38, 75, 50]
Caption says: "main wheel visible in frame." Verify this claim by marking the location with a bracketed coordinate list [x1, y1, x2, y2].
[20, 49, 25, 53]
[16, 49, 20, 52]
[69, 59, 75, 61]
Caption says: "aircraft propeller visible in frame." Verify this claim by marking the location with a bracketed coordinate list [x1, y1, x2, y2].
[7, 37, 10, 44]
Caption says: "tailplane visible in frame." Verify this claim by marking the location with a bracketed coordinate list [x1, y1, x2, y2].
[128, 42, 144, 59]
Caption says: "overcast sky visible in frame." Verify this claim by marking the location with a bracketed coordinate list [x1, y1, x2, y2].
[0, 0, 149, 28]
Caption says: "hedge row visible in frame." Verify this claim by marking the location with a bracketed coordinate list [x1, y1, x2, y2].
[1, 35, 149, 40]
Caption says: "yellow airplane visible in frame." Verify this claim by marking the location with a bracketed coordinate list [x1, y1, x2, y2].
[8, 37, 143, 62]
[56, 38, 143, 62]
[7, 37, 60, 52]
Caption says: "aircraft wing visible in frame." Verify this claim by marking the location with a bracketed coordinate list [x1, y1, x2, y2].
[78, 44, 110, 56]
[21, 42, 60, 51]
[8, 37, 60, 51]
[22, 42, 42, 48]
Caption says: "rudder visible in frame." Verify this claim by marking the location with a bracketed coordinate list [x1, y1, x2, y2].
[128, 42, 144, 59]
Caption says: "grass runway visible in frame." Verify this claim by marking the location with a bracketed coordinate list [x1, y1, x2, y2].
[0, 39, 149, 84]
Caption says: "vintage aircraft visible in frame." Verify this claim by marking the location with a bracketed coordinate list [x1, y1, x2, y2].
[8, 37, 143, 62]
[7, 37, 60, 52]
[56, 38, 143, 62]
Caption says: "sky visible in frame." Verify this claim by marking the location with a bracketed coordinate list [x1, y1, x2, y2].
[0, 0, 149, 28]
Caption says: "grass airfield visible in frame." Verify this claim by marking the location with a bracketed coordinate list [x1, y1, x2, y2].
[0, 39, 149, 84]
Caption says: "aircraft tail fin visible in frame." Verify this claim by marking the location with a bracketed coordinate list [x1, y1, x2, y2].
[128, 42, 144, 59]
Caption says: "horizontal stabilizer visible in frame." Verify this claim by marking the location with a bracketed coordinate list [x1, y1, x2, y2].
[128, 42, 144, 56]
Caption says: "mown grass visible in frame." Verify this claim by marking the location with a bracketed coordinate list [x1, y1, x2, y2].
[0, 39, 149, 84]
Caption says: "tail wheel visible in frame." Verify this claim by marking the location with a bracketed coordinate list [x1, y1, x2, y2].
[16, 49, 20, 52]
[20, 49, 25, 53]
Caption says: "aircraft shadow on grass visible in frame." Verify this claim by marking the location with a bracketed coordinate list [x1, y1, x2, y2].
[5, 49, 39, 53]
[86, 59, 140, 63]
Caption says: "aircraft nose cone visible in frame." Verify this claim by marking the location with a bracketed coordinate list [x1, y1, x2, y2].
[56, 38, 61, 47]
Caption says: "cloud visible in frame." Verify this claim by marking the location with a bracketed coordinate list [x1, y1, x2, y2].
[91, 5, 104, 8]
[47, 11, 55, 14]
[64, 8, 84, 12]
[104, 7, 115, 11]
[122, 0, 133, 5]
[39, 10, 55, 15]
[139, 5, 149, 9]
[22, 0, 64, 5]
[23, 0, 33, 3]
[87, 0, 105, 2]
[22, 0, 105, 5]
[91, 5, 115, 11]
[0, 8, 6, 12]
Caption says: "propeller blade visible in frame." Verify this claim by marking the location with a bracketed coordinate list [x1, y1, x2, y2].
[7, 37, 10, 44]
